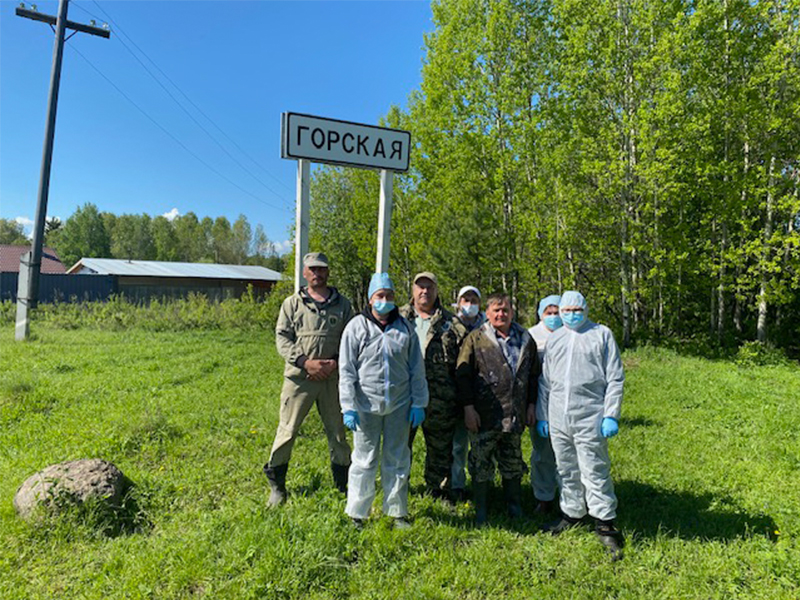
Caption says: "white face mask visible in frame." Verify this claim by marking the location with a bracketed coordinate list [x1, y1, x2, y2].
[460, 304, 479, 318]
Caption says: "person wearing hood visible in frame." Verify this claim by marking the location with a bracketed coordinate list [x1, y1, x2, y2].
[400, 272, 467, 501]
[264, 252, 353, 507]
[527, 294, 563, 514]
[456, 292, 540, 525]
[338, 273, 429, 529]
[536, 291, 626, 560]
[450, 285, 485, 501]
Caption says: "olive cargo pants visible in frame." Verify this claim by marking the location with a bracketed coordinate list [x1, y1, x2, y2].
[268, 375, 351, 467]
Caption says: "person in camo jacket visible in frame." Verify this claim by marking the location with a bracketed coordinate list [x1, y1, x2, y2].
[456, 292, 540, 525]
[400, 272, 467, 502]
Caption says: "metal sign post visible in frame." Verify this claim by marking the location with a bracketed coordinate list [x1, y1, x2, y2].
[293, 159, 310, 292]
[375, 170, 393, 273]
[281, 112, 410, 287]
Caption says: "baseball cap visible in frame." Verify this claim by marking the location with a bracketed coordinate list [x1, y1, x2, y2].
[303, 252, 329, 268]
[413, 271, 438, 286]
[457, 285, 481, 300]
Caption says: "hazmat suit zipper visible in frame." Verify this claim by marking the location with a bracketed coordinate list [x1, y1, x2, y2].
[383, 328, 391, 410]
[564, 329, 575, 423]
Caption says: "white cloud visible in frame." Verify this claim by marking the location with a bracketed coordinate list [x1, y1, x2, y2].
[162, 208, 180, 221]
[273, 239, 293, 255]
[13, 217, 34, 240]
[11, 216, 63, 239]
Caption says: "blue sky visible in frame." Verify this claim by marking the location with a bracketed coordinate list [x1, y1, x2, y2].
[0, 0, 433, 252]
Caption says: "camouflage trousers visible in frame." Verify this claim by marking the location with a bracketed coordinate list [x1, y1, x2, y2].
[408, 395, 459, 491]
[468, 430, 527, 483]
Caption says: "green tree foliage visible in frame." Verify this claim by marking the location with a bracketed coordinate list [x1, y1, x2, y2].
[55, 203, 111, 269]
[44, 217, 62, 247]
[51, 207, 285, 269]
[0, 219, 28, 245]
[151, 216, 180, 262]
[111, 214, 155, 260]
[308, 0, 800, 350]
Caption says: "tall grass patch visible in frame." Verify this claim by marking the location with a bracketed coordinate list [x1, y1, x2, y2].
[1, 328, 799, 598]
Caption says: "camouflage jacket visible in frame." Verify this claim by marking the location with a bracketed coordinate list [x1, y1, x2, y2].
[399, 301, 467, 403]
[456, 321, 540, 434]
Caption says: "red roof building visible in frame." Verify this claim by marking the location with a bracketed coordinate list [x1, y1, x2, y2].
[0, 245, 66, 274]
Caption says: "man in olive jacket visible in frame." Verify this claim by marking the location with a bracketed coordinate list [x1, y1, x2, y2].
[400, 272, 467, 500]
[264, 252, 353, 507]
[456, 292, 540, 524]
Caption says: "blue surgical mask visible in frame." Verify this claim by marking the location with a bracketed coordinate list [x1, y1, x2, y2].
[543, 315, 562, 331]
[460, 304, 479, 318]
[373, 300, 395, 316]
[561, 311, 586, 330]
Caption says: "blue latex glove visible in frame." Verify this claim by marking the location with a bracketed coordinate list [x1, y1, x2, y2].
[601, 417, 619, 438]
[409, 407, 425, 428]
[343, 410, 360, 432]
[536, 420, 549, 439]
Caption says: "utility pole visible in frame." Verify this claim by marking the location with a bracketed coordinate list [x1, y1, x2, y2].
[14, 1, 110, 341]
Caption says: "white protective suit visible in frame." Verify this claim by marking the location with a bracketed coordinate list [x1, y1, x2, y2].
[339, 312, 429, 519]
[537, 309, 624, 521]
[527, 321, 559, 502]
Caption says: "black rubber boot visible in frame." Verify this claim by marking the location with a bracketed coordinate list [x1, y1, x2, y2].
[427, 487, 456, 505]
[595, 519, 625, 561]
[263, 463, 288, 508]
[534, 499, 557, 515]
[451, 488, 469, 503]
[331, 463, 349, 494]
[502, 477, 524, 519]
[472, 481, 490, 526]
[542, 514, 582, 535]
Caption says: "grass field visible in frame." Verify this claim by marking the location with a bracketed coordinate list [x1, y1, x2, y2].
[1, 326, 799, 599]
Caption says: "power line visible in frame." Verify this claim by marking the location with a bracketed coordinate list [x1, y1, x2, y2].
[68, 44, 290, 215]
[72, 0, 293, 210]
[83, 0, 295, 200]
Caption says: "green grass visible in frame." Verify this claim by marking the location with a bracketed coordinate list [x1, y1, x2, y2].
[1, 327, 799, 599]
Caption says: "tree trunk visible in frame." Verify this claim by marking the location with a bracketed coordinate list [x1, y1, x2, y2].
[756, 155, 775, 343]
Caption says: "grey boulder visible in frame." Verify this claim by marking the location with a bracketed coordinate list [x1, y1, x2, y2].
[14, 459, 129, 520]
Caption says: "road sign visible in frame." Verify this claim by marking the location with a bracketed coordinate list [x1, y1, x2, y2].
[281, 112, 411, 172]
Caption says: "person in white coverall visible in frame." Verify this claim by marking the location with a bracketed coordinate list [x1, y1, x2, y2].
[338, 273, 429, 529]
[536, 290, 626, 559]
[527, 294, 562, 514]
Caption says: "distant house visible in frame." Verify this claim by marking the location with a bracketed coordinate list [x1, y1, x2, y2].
[0, 245, 66, 274]
[66, 258, 282, 302]
[0, 245, 78, 302]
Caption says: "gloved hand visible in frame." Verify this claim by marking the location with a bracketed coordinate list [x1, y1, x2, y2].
[409, 407, 425, 428]
[601, 417, 619, 438]
[343, 410, 360, 432]
[536, 420, 549, 439]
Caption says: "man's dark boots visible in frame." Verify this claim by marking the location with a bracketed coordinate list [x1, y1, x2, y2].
[534, 499, 557, 515]
[472, 481, 490, 526]
[595, 519, 625, 561]
[502, 477, 524, 519]
[331, 463, 349, 494]
[263, 463, 288, 507]
[542, 513, 581, 535]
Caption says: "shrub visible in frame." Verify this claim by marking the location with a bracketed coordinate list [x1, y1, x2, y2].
[0, 286, 289, 332]
[735, 340, 790, 367]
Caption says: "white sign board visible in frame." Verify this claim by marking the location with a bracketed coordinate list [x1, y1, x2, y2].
[281, 112, 411, 172]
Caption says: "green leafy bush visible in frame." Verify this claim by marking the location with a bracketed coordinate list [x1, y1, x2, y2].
[0, 284, 291, 332]
[735, 340, 790, 367]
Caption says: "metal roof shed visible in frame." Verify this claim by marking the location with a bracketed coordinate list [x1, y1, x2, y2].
[67, 258, 283, 302]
